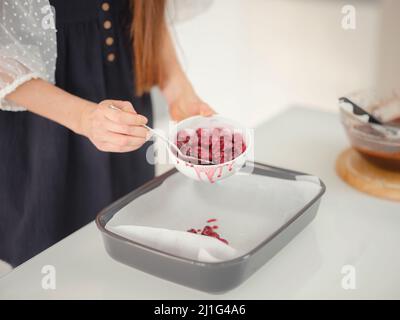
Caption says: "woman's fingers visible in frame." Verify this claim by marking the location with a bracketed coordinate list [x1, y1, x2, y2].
[96, 142, 141, 153]
[105, 118, 148, 138]
[168, 100, 216, 122]
[103, 131, 146, 147]
[94, 129, 147, 153]
[104, 105, 148, 126]
[199, 102, 215, 117]
[116, 101, 137, 113]
[83, 99, 150, 153]
[100, 99, 136, 113]
[99, 99, 147, 125]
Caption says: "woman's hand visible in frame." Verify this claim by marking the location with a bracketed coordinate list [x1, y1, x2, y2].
[5, 80, 148, 153]
[169, 95, 215, 122]
[163, 74, 215, 122]
[80, 100, 149, 152]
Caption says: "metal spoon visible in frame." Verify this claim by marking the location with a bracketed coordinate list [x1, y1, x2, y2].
[108, 105, 215, 165]
[339, 97, 383, 125]
[142, 124, 216, 165]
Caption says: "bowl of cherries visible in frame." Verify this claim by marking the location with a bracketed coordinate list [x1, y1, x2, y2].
[168, 115, 251, 183]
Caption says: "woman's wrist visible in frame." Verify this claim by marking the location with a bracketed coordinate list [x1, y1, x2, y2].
[162, 71, 200, 106]
[161, 71, 214, 121]
[5, 78, 98, 137]
[75, 101, 97, 137]
[159, 26, 214, 121]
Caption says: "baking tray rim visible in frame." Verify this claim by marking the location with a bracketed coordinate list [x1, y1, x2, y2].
[95, 161, 326, 267]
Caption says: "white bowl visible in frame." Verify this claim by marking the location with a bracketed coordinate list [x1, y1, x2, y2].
[168, 115, 251, 183]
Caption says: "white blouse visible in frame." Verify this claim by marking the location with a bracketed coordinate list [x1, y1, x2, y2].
[0, 0, 212, 112]
[0, 0, 57, 111]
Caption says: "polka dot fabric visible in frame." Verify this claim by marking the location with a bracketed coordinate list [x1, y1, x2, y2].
[0, 0, 56, 111]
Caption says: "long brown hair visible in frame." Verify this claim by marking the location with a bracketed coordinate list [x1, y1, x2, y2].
[131, 0, 166, 96]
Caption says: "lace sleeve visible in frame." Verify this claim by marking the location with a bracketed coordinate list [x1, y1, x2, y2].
[0, 0, 57, 111]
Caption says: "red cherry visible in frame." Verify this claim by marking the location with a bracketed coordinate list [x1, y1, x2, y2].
[223, 140, 233, 152]
[211, 151, 221, 164]
[195, 128, 202, 137]
[233, 147, 243, 159]
[220, 128, 233, 142]
[233, 132, 243, 144]
[176, 130, 190, 144]
[199, 128, 211, 148]
[187, 219, 229, 245]
[176, 127, 246, 165]
[198, 147, 211, 164]
[223, 150, 233, 162]
[201, 226, 213, 236]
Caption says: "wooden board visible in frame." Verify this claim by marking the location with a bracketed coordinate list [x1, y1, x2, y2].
[336, 148, 400, 202]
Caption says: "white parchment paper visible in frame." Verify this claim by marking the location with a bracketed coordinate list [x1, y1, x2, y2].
[106, 172, 321, 262]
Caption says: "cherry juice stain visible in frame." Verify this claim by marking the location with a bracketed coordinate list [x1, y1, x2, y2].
[187, 218, 228, 244]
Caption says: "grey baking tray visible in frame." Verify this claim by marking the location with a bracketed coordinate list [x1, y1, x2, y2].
[96, 162, 325, 294]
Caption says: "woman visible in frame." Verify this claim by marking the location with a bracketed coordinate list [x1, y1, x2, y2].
[0, 0, 213, 267]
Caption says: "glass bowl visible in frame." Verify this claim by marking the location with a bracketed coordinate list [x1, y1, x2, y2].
[339, 90, 400, 170]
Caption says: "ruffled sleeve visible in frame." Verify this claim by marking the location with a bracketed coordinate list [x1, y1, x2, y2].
[0, 0, 57, 111]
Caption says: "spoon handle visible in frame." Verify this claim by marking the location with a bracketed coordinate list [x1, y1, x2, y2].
[339, 97, 383, 125]
[143, 124, 215, 165]
[141, 124, 179, 153]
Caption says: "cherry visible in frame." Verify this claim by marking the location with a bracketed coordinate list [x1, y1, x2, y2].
[176, 130, 191, 144]
[218, 238, 229, 245]
[223, 150, 233, 162]
[176, 127, 246, 165]
[198, 147, 211, 165]
[186, 219, 229, 245]
[210, 151, 222, 164]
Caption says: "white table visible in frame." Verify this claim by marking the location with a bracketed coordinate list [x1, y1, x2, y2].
[1, 107, 399, 299]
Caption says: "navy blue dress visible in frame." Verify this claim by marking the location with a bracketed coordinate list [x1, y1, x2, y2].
[0, 0, 154, 266]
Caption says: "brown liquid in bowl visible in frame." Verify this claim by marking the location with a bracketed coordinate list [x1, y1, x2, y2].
[355, 147, 400, 170]
[354, 116, 400, 170]
[387, 117, 400, 127]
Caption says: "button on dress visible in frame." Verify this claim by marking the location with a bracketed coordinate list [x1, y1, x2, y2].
[0, 0, 154, 266]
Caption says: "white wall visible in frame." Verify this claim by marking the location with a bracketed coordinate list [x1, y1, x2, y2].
[155, 0, 383, 129]
[377, 0, 400, 96]
[150, 0, 398, 176]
